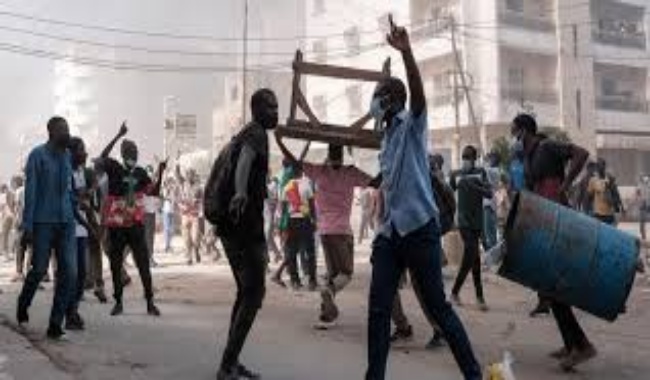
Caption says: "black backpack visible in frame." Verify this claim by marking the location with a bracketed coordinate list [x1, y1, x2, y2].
[430, 171, 456, 235]
[204, 137, 238, 227]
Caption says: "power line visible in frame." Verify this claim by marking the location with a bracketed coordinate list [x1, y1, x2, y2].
[0, 8, 402, 43]
[0, 21, 398, 62]
[0, 40, 288, 73]
[0, 36, 393, 74]
[0, 23, 302, 57]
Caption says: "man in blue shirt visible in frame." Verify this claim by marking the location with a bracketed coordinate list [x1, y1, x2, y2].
[365, 18, 481, 380]
[17, 116, 77, 340]
[509, 148, 525, 194]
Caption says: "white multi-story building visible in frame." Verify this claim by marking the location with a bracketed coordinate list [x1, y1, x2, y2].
[212, 0, 306, 167]
[306, 0, 650, 184]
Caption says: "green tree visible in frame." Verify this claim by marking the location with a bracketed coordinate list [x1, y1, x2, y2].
[489, 126, 571, 169]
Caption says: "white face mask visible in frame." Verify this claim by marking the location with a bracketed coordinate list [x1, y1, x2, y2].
[462, 159, 474, 170]
[369, 97, 386, 122]
[510, 135, 524, 154]
[124, 158, 137, 168]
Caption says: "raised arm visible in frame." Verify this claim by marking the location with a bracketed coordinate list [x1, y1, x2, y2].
[149, 160, 168, 197]
[100, 122, 128, 160]
[387, 16, 425, 117]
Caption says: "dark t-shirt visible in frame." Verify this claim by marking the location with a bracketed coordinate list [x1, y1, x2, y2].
[101, 158, 153, 227]
[223, 122, 269, 241]
[525, 138, 572, 190]
[450, 167, 488, 231]
[104, 158, 152, 196]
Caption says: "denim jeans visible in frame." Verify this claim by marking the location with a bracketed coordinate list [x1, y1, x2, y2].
[366, 219, 482, 380]
[163, 212, 174, 251]
[144, 213, 156, 259]
[67, 237, 88, 316]
[639, 203, 648, 240]
[482, 206, 498, 251]
[285, 218, 316, 286]
[18, 223, 77, 328]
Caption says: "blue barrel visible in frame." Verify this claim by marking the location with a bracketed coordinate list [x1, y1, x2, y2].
[499, 191, 639, 321]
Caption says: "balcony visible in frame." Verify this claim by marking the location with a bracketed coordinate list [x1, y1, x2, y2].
[411, 19, 451, 42]
[501, 88, 558, 104]
[499, 10, 555, 33]
[597, 95, 648, 113]
[593, 28, 646, 49]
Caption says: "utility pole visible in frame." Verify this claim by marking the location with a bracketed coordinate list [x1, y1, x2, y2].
[450, 17, 462, 167]
[241, 0, 249, 125]
[449, 16, 483, 160]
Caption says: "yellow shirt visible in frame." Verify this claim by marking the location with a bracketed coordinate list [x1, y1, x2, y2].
[588, 177, 615, 216]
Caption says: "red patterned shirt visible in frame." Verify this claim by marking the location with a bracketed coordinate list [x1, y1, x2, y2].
[101, 158, 154, 228]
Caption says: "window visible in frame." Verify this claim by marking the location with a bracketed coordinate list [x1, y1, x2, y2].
[601, 78, 617, 96]
[346, 85, 362, 115]
[344, 26, 361, 56]
[508, 67, 524, 89]
[506, 0, 524, 13]
[432, 72, 454, 105]
[313, 0, 325, 16]
[313, 95, 327, 119]
[230, 85, 239, 102]
[433, 72, 452, 91]
[506, 67, 525, 100]
[312, 39, 328, 63]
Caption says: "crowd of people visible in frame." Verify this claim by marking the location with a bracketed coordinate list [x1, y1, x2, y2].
[2, 17, 649, 380]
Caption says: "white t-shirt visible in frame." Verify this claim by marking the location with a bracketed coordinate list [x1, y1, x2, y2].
[73, 169, 88, 238]
[14, 186, 24, 225]
[0, 193, 7, 214]
[281, 176, 315, 219]
[163, 199, 173, 214]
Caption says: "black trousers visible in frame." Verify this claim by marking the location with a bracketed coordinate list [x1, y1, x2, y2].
[220, 236, 267, 371]
[551, 300, 590, 351]
[452, 228, 484, 301]
[285, 218, 316, 286]
[107, 225, 154, 302]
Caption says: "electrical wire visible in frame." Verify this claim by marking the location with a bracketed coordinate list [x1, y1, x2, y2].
[0, 7, 419, 43]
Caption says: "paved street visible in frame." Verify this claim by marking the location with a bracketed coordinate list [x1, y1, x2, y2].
[1, 230, 649, 380]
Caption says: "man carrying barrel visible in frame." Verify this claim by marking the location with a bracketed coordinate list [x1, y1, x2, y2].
[511, 113, 596, 371]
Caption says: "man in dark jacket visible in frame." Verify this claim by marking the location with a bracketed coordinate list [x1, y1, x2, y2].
[450, 145, 492, 311]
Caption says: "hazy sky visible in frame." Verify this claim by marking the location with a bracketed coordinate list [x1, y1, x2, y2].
[0, 0, 303, 181]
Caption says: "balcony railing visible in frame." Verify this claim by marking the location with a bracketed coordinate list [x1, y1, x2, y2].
[593, 28, 647, 49]
[499, 10, 555, 33]
[501, 88, 558, 104]
[597, 96, 648, 113]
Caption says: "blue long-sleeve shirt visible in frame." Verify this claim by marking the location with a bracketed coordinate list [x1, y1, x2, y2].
[378, 110, 439, 237]
[22, 144, 75, 232]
